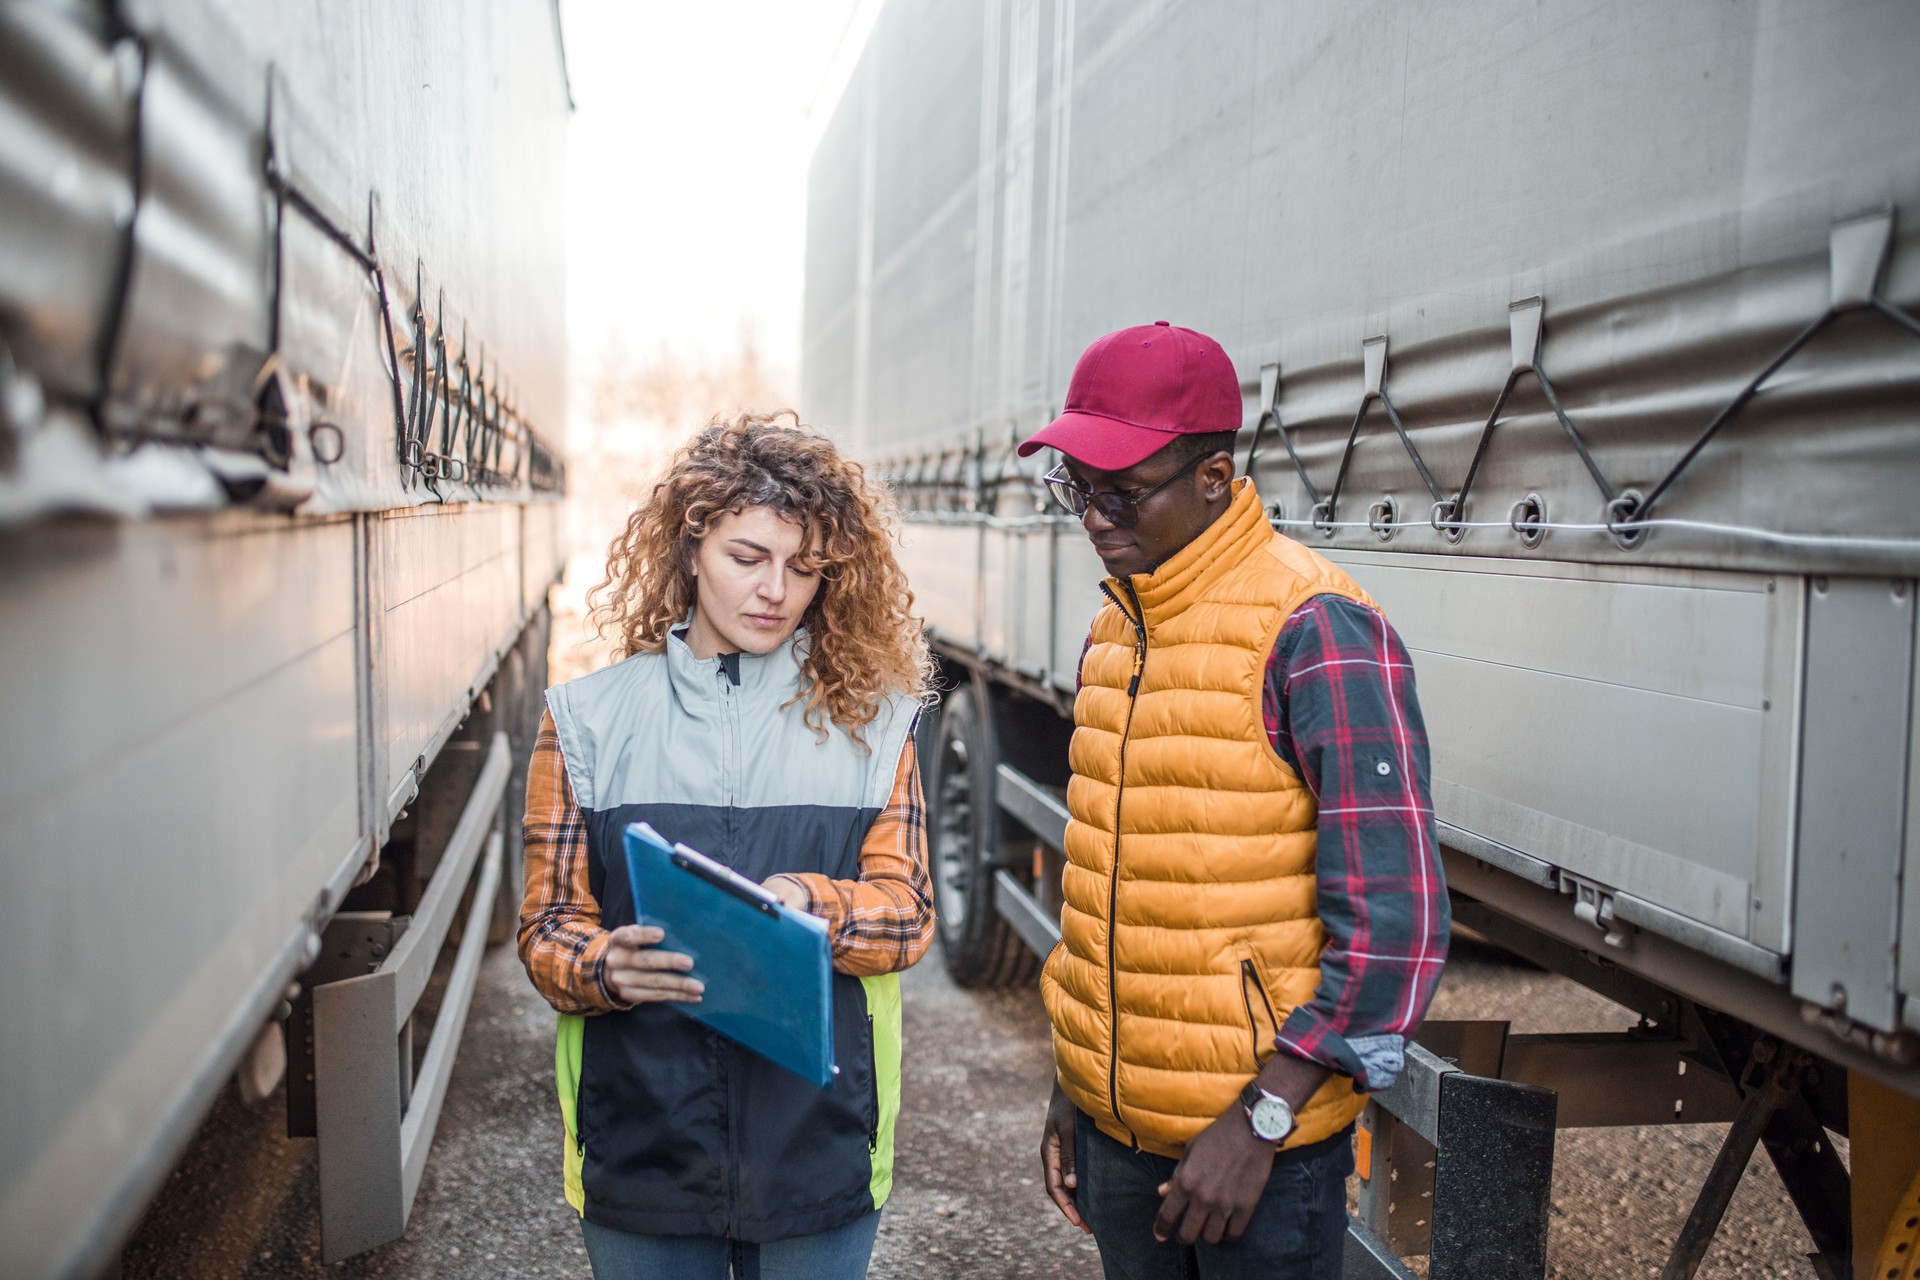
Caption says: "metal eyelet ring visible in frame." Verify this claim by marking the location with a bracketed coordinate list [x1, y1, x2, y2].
[1606, 489, 1647, 550]
[1509, 493, 1546, 549]
[419, 454, 441, 480]
[1429, 499, 1466, 545]
[401, 438, 423, 468]
[1265, 500, 1285, 528]
[1309, 498, 1337, 537]
[1368, 497, 1398, 543]
[443, 456, 466, 483]
[309, 422, 345, 465]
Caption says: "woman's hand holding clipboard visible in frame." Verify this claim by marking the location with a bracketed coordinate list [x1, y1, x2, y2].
[601, 922, 705, 1006]
[620, 822, 838, 1087]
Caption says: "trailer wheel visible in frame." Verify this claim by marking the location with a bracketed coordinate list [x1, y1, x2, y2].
[923, 684, 1041, 988]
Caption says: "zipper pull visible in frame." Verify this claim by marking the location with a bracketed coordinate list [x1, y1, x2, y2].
[1123, 582, 1148, 697]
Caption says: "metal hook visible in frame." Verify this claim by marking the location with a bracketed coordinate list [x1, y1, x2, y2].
[1509, 493, 1546, 549]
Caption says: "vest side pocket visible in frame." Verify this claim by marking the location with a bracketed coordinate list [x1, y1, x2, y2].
[1233, 942, 1283, 1069]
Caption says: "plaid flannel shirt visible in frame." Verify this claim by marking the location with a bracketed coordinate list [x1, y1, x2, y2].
[1262, 594, 1449, 1092]
[518, 708, 933, 1014]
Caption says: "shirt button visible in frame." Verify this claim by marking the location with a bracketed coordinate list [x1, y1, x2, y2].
[1375, 760, 1393, 776]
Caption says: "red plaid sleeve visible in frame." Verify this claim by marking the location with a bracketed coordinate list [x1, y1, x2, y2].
[517, 709, 623, 1014]
[774, 737, 934, 978]
[1263, 595, 1450, 1092]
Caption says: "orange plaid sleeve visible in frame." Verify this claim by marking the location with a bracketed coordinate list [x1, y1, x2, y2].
[517, 709, 623, 1014]
[774, 738, 934, 978]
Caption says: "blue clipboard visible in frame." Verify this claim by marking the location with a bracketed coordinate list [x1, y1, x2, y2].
[622, 822, 836, 1087]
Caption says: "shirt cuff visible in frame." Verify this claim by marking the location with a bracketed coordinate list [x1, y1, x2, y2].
[774, 872, 841, 926]
[581, 930, 628, 1012]
[1275, 1006, 1406, 1094]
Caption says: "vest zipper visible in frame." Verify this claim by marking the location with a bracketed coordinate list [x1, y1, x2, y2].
[717, 664, 741, 1234]
[720, 663, 738, 847]
[866, 1012, 880, 1152]
[722, 1040, 740, 1237]
[1099, 579, 1148, 1144]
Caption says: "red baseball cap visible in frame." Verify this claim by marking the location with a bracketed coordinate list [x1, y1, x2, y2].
[1017, 321, 1242, 470]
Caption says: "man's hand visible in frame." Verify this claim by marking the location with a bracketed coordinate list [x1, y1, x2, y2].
[1156, 1052, 1331, 1246]
[601, 924, 702, 1005]
[1041, 1080, 1090, 1232]
[1153, 1106, 1276, 1246]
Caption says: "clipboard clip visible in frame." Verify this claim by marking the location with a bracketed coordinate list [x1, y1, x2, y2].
[671, 845, 783, 917]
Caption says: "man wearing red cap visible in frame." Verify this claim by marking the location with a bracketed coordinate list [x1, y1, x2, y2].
[1025, 322, 1449, 1278]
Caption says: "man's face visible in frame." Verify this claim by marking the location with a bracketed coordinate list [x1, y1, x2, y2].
[1064, 445, 1236, 580]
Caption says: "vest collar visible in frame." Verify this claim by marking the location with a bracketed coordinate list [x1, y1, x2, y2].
[666, 621, 807, 703]
[1119, 477, 1271, 627]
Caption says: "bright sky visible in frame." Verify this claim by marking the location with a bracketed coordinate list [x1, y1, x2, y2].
[560, 0, 874, 378]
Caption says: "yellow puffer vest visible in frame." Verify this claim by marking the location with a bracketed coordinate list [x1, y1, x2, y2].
[1040, 478, 1379, 1158]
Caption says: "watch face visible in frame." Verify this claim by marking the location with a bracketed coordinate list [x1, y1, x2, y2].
[1250, 1094, 1294, 1143]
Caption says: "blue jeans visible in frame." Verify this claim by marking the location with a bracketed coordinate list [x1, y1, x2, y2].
[580, 1211, 881, 1280]
[1074, 1108, 1352, 1280]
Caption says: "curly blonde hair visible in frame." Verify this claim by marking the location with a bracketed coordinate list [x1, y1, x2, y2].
[589, 411, 932, 741]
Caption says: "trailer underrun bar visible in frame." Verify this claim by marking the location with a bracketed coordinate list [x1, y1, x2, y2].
[300, 732, 511, 1260]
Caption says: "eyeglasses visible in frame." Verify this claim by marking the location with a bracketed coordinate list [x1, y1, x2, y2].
[1041, 450, 1211, 529]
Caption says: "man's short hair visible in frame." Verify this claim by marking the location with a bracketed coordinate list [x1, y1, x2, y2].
[1170, 429, 1237, 470]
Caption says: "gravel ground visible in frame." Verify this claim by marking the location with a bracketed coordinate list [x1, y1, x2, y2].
[124, 934, 1826, 1279]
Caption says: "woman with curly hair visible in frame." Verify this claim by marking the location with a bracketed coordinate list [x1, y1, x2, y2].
[517, 412, 935, 1279]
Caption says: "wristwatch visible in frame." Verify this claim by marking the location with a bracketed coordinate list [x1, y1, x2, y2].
[1239, 1081, 1297, 1146]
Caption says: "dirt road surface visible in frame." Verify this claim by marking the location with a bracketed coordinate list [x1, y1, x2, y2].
[126, 934, 1821, 1278]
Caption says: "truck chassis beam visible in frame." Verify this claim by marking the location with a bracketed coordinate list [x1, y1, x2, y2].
[1444, 848, 1920, 1100]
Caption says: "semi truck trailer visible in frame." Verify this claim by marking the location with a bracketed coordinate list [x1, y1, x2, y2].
[803, 2, 1920, 1276]
[0, 2, 569, 1274]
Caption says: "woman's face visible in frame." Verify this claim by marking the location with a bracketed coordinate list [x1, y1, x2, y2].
[684, 506, 824, 658]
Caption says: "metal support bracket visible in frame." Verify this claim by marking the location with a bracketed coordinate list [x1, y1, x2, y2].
[312, 731, 510, 1262]
[1829, 210, 1893, 311]
[1246, 358, 1325, 517]
[1322, 334, 1447, 528]
[287, 912, 411, 1139]
[1347, 1039, 1557, 1280]
[1362, 335, 1388, 397]
[1659, 1039, 1815, 1280]
[1258, 362, 1281, 424]
[1508, 297, 1543, 373]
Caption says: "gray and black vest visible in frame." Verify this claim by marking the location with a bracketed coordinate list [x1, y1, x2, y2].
[545, 627, 919, 1241]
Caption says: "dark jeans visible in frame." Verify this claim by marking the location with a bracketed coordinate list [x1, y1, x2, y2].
[579, 1210, 880, 1280]
[1074, 1108, 1352, 1280]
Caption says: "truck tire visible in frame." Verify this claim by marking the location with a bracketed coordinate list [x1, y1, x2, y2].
[923, 683, 1042, 988]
